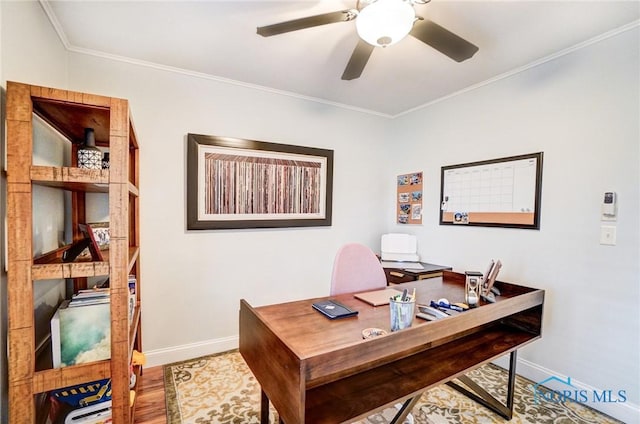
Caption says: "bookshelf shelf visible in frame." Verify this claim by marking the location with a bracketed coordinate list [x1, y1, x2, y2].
[32, 262, 111, 280]
[31, 165, 110, 191]
[31, 248, 139, 280]
[6, 81, 142, 423]
[33, 361, 112, 394]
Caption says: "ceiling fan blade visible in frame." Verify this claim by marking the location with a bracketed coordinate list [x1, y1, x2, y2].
[342, 40, 375, 80]
[257, 10, 354, 37]
[410, 19, 479, 62]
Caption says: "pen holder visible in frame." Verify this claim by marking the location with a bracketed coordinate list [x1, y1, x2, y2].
[465, 271, 483, 307]
[389, 298, 415, 332]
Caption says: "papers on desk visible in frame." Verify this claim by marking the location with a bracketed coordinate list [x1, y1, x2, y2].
[381, 261, 424, 270]
[354, 288, 403, 306]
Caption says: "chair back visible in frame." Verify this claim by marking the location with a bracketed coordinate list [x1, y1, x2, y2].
[330, 243, 387, 296]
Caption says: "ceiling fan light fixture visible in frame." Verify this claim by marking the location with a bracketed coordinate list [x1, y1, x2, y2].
[356, 0, 415, 47]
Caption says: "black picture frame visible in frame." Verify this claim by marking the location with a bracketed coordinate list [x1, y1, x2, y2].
[439, 152, 543, 229]
[187, 133, 333, 230]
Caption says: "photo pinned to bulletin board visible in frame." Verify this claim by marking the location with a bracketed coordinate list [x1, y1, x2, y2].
[397, 172, 423, 225]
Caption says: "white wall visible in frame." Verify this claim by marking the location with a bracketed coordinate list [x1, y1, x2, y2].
[1, 1, 70, 421]
[1, 1, 67, 88]
[1, 2, 638, 422]
[65, 52, 390, 362]
[386, 27, 640, 422]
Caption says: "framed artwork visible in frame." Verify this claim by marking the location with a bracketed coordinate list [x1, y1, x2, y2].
[187, 133, 333, 230]
[439, 152, 543, 229]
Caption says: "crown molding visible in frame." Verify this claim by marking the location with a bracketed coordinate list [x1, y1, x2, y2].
[38, 1, 638, 120]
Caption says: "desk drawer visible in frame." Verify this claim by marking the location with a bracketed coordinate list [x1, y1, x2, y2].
[417, 271, 444, 280]
[385, 269, 415, 284]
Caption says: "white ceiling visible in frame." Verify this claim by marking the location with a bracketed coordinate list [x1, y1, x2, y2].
[43, 0, 639, 117]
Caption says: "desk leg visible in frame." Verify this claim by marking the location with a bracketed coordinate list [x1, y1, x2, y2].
[390, 396, 422, 424]
[446, 350, 518, 420]
[506, 350, 517, 413]
[260, 389, 270, 424]
[260, 389, 284, 424]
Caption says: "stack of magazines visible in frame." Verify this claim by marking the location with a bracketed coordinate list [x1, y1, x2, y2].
[69, 288, 110, 307]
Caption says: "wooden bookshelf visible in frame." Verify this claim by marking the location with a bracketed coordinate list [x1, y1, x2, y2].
[6, 81, 142, 423]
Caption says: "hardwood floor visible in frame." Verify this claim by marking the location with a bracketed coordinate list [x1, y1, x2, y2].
[134, 365, 167, 423]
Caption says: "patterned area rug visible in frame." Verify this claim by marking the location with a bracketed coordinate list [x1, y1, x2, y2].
[164, 350, 621, 424]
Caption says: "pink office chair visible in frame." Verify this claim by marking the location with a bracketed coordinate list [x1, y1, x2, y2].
[330, 243, 387, 296]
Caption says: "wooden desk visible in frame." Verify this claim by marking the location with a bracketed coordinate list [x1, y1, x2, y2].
[239, 271, 544, 424]
[383, 262, 453, 284]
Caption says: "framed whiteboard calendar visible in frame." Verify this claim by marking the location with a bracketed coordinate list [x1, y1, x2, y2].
[439, 152, 543, 229]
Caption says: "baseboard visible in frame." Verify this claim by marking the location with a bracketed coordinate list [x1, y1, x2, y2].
[144, 335, 239, 368]
[493, 356, 639, 424]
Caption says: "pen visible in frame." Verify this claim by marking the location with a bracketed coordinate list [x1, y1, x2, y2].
[430, 300, 464, 312]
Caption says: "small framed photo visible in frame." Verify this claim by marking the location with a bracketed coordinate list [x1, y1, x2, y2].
[78, 222, 110, 262]
[78, 224, 102, 261]
[87, 222, 110, 250]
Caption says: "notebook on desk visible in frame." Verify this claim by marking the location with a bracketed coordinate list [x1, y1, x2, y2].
[354, 288, 403, 306]
[312, 300, 358, 319]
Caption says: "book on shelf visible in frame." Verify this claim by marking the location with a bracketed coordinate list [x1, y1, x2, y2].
[69, 289, 110, 308]
[67, 298, 109, 308]
[74, 287, 110, 297]
[128, 275, 137, 295]
[47, 378, 112, 424]
[128, 275, 137, 324]
[51, 300, 110, 368]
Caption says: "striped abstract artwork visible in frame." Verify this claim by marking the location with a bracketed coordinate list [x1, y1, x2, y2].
[204, 153, 323, 215]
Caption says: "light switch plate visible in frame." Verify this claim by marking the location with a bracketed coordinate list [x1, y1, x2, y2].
[600, 226, 616, 246]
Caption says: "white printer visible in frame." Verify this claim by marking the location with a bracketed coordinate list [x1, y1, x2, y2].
[380, 233, 420, 263]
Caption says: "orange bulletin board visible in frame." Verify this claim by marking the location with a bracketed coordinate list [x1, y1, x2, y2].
[397, 172, 423, 225]
[439, 152, 543, 229]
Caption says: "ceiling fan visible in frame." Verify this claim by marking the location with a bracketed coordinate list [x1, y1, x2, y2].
[257, 0, 479, 80]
